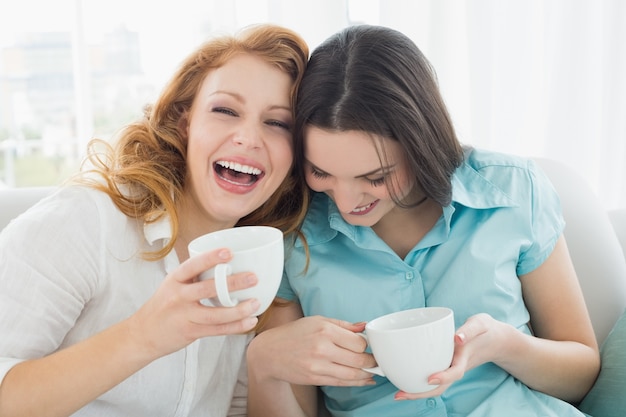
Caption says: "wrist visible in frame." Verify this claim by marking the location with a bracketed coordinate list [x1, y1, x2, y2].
[491, 321, 529, 368]
[118, 316, 162, 366]
[247, 334, 272, 382]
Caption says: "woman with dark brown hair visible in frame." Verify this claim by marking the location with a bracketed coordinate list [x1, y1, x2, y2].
[247, 25, 598, 417]
[0, 24, 308, 417]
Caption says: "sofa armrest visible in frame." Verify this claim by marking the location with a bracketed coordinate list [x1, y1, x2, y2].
[579, 309, 626, 417]
[608, 208, 626, 262]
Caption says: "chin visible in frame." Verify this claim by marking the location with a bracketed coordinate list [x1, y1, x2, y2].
[224, 203, 263, 221]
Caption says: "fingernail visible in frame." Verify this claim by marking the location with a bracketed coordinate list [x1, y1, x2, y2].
[429, 378, 441, 386]
[455, 332, 466, 344]
[246, 274, 258, 284]
[218, 249, 230, 260]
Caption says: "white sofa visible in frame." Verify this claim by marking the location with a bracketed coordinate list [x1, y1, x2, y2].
[0, 186, 55, 231]
[609, 208, 626, 261]
[533, 158, 626, 346]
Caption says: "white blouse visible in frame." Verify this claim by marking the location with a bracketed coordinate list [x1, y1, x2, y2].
[0, 186, 250, 416]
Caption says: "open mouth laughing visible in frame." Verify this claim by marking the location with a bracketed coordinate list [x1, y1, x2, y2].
[214, 160, 264, 186]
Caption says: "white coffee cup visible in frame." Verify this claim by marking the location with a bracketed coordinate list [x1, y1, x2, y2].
[360, 307, 455, 393]
[187, 226, 284, 316]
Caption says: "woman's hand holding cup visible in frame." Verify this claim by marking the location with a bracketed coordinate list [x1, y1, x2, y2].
[393, 311, 509, 401]
[188, 226, 284, 316]
[125, 245, 261, 361]
[360, 307, 455, 397]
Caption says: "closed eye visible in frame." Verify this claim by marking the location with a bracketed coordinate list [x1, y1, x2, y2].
[212, 107, 237, 116]
[310, 167, 328, 179]
[266, 119, 291, 130]
[310, 167, 386, 186]
[367, 177, 386, 186]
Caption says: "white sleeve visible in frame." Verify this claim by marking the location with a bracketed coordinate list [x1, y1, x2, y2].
[0, 187, 102, 382]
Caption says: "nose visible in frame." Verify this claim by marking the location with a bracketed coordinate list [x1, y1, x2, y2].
[233, 121, 262, 149]
[330, 181, 363, 213]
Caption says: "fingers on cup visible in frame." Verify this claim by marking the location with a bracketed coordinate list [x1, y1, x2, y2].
[203, 309, 260, 336]
[179, 249, 232, 283]
[188, 226, 283, 317]
[225, 271, 259, 292]
[193, 297, 261, 326]
[194, 271, 258, 303]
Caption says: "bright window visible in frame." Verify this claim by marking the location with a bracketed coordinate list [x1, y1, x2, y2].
[0, 0, 368, 187]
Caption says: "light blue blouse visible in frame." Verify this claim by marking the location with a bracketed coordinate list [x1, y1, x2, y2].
[278, 148, 588, 417]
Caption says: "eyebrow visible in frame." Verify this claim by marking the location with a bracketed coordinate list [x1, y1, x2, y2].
[208, 90, 291, 112]
[209, 90, 243, 101]
[307, 160, 397, 178]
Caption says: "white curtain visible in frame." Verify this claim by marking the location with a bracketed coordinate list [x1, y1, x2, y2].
[273, 0, 626, 209]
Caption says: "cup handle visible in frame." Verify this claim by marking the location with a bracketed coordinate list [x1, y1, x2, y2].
[214, 263, 238, 307]
[357, 333, 385, 377]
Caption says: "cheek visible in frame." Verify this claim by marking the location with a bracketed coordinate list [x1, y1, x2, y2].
[373, 186, 394, 200]
[185, 125, 203, 153]
[304, 173, 325, 192]
[389, 174, 415, 200]
[271, 138, 294, 175]
[185, 134, 205, 168]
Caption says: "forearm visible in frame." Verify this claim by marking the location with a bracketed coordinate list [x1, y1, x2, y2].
[247, 378, 314, 417]
[246, 335, 315, 417]
[495, 324, 600, 402]
[0, 319, 155, 417]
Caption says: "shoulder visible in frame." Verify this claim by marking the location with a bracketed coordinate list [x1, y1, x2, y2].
[0, 187, 113, 312]
[463, 148, 538, 182]
[8, 185, 124, 233]
[458, 148, 554, 203]
[1, 185, 140, 256]
[460, 149, 564, 273]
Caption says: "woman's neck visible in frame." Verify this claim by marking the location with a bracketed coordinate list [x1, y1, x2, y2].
[371, 198, 442, 259]
[174, 197, 236, 263]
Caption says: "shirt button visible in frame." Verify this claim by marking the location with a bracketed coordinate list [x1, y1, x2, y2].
[427, 398, 436, 408]
[405, 271, 414, 280]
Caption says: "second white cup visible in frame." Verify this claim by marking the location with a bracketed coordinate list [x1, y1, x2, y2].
[187, 226, 284, 316]
[361, 307, 455, 393]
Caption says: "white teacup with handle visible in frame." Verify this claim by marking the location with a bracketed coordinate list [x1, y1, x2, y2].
[187, 226, 283, 316]
[360, 307, 455, 393]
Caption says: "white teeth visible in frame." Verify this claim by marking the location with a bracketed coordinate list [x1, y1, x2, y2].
[216, 160, 262, 175]
[352, 202, 373, 213]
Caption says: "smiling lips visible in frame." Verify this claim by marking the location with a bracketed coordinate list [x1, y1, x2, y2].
[350, 200, 378, 215]
[214, 160, 264, 186]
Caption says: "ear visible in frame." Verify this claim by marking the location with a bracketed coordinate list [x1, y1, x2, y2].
[178, 110, 190, 138]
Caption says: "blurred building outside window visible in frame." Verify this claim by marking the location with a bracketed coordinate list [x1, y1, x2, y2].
[0, 0, 368, 188]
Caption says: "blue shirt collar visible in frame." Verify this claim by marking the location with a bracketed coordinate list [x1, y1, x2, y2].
[450, 160, 518, 210]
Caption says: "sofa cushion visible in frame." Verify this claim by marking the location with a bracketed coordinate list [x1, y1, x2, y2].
[0, 186, 54, 231]
[578, 309, 626, 417]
